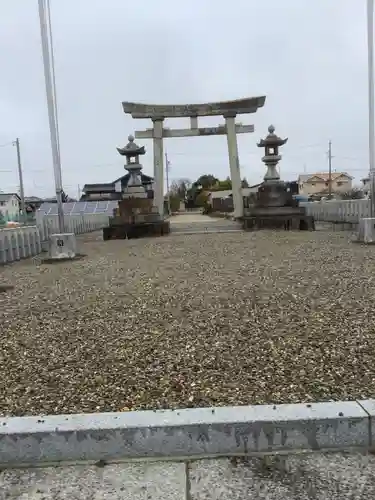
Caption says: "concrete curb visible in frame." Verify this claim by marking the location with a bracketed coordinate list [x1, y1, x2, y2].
[0, 400, 374, 467]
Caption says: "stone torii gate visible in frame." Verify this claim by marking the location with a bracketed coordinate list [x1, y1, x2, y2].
[122, 96, 266, 218]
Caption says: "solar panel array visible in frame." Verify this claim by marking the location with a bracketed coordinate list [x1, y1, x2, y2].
[38, 201, 118, 216]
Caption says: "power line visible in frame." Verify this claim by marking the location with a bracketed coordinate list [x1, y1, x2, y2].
[293, 143, 326, 150]
[334, 155, 366, 162]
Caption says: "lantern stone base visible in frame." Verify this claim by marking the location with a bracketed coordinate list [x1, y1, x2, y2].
[103, 220, 170, 240]
[243, 207, 315, 231]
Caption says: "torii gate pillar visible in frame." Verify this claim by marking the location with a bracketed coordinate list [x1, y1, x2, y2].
[151, 118, 164, 216]
[224, 112, 243, 219]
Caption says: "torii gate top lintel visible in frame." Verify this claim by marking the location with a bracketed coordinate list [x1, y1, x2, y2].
[122, 96, 266, 119]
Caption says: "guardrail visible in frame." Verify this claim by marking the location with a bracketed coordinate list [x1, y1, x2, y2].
[0, 214, 110, 265]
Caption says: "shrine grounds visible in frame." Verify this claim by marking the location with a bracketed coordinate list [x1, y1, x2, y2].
[0, 228, 375, 416]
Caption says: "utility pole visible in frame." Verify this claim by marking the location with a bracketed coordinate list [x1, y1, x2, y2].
[77, 184, 81, 200]
[328, 140, 333, 199]
[13, 138, 27, 224]
[165, 152, 171, 214]
[38, 0, 65, 233]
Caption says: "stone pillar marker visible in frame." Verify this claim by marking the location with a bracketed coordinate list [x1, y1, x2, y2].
[152, 118, 164, 216]
[224, 112, 243, 218]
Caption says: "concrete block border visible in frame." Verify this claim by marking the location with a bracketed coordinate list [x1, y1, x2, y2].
[0, 400, 374, 467]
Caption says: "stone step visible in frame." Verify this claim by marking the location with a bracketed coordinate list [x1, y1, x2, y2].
[170, 229, 242, 235]
[170, 224, 242, 234]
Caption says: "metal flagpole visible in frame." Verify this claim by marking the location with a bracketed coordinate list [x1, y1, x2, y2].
[38, 0, 65, 233]
[367, 0, 375, 216]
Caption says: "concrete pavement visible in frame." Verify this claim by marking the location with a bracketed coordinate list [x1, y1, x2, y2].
[2, 452, 375, 499]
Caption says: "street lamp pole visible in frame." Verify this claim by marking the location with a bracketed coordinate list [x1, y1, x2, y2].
[367, 0, 375, 216]
[38, 0, 65, 233]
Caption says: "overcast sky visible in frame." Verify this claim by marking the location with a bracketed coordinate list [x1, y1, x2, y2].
[0, 0, 370, 197]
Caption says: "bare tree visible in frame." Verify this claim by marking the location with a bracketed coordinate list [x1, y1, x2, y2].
[169, 178, 191, 199]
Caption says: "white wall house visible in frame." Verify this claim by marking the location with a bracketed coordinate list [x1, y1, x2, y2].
[0, 193, 21, 220]
[298, 172, 353, 197]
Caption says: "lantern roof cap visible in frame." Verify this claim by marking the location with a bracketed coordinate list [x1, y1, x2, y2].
[117, 135, 146, 157]
[257, 125, 288, 148]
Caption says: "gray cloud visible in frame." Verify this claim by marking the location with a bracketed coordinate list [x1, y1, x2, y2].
[0, 0, 369, 197]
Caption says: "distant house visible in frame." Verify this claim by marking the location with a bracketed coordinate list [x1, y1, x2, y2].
[298, 172, 353, 197]
[80, 173, 154, 201]
[0, 193, 21, 220]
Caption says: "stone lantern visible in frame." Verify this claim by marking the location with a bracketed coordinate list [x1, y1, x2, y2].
[258, 125, 288, 182]
[103, 134, 170, 240]
[117, 135, 148, 199]
[242, 125, 315, 231]
[256, 125, 290, 208]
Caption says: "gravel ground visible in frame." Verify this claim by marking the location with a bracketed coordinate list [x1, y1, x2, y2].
[0, 229, 375, 416]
